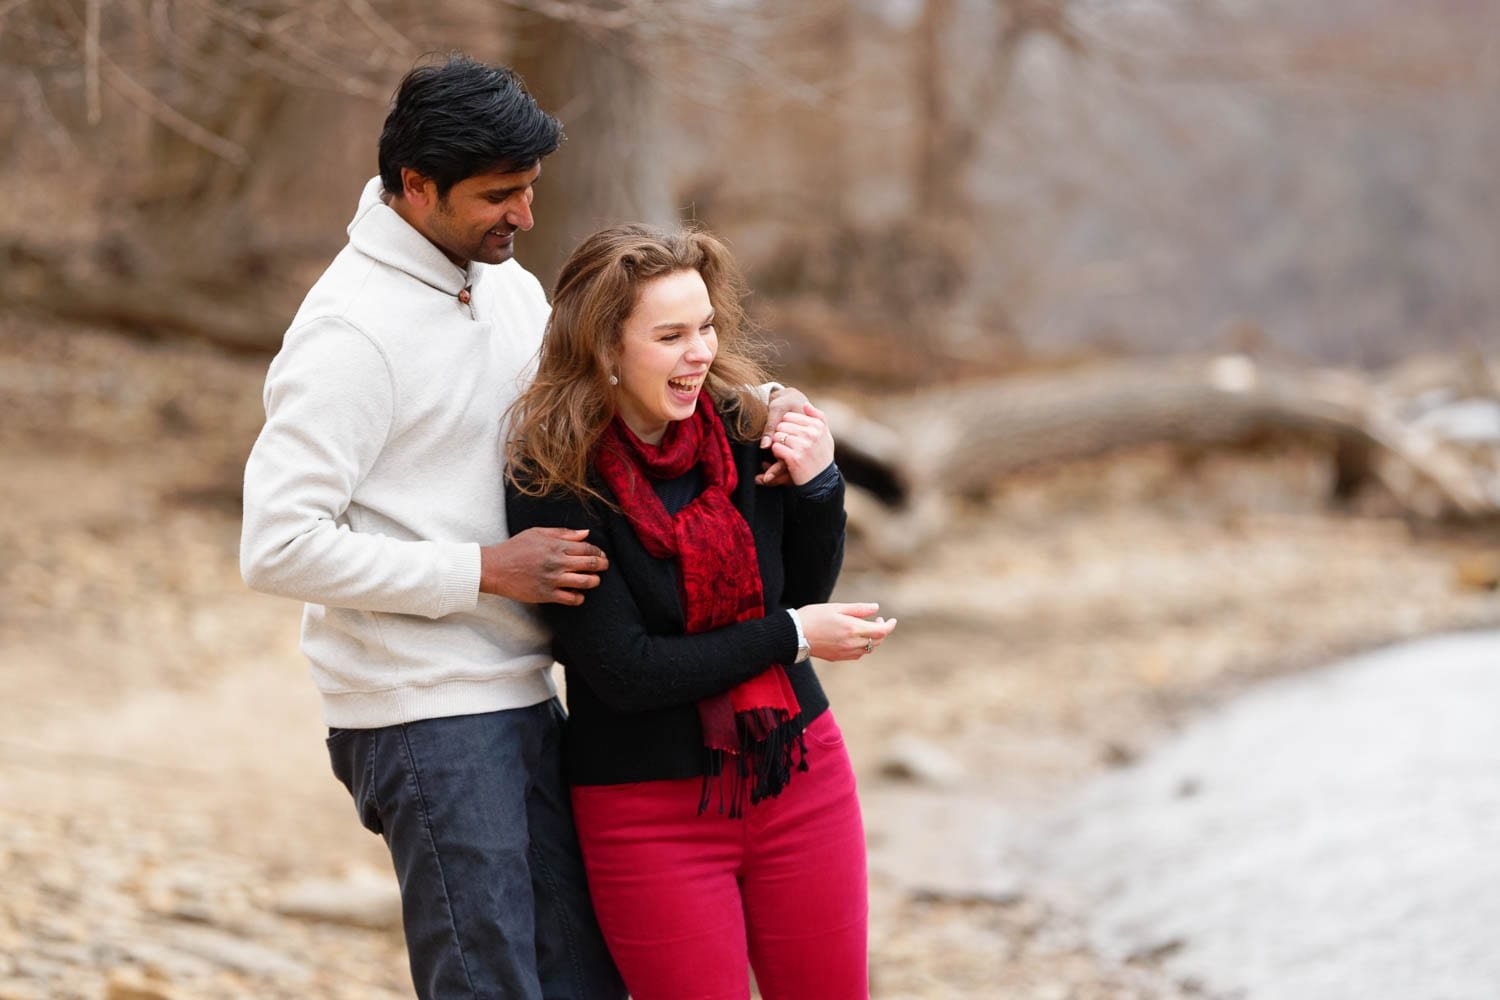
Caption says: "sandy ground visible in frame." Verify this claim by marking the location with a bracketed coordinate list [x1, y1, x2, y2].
[2, 319, 1497, 999]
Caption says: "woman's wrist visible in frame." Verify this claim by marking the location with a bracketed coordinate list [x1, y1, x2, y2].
[792, 462, 841, 499]
[786, 608, 811, 663]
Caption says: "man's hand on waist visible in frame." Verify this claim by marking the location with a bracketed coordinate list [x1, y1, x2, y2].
[480, 527, 608, 605]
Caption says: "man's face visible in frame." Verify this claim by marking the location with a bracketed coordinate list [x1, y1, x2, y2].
[421, 163, 540, 267]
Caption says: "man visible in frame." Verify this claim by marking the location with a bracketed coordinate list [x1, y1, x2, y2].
[241, 55, 807, 999]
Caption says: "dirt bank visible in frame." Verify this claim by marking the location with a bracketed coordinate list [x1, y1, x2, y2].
[2, 320, 1496, 999]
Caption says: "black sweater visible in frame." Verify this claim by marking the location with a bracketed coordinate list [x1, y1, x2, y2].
[505, 439, 846, 785]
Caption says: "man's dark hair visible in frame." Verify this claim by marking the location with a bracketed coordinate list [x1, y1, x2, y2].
[378, 55, 563, 198]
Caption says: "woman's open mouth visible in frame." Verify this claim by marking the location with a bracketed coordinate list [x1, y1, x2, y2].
[667, 375, 703, 401]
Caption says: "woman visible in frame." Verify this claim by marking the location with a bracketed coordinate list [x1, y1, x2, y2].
[505, 223, 895, 1000]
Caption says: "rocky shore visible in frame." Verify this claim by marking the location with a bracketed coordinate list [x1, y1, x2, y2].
[3, 322, 1496, 999]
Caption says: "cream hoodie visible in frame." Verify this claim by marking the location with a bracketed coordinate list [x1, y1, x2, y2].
[241, 178, 555, 727]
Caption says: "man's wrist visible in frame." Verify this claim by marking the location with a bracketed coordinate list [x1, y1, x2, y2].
[756, 381, 786, 405]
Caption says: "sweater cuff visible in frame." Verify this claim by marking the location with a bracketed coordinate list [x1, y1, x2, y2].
[785, 608, 811, 662]
[793, 462, 842, 502]
[767, 605, 802, 665]
[751, 381, 785, 405]
[435, 542, 483, 618]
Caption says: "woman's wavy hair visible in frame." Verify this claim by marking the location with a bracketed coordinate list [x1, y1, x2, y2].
[506, 223, 770, 501]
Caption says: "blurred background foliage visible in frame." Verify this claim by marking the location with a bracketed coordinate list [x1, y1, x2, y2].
[2, 0, 1497, 381]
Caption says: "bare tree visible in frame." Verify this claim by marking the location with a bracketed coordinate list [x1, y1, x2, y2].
[3, 0, 1495, 371]
[505, 3, 673, 289]
[0, 0, 423, 347]
[0, 0, 688, 346]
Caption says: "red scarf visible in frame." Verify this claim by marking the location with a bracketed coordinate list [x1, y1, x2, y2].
[594, 397, 805, 816]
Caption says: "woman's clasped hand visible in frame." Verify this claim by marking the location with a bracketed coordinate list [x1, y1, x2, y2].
[797, 603, 897, 661]
[768, 402, 837, 485]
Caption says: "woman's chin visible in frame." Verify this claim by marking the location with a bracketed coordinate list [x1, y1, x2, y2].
[664, 397, 700, 422]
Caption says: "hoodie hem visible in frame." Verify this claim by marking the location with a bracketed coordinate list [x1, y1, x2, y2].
[320, 669, 558, 729]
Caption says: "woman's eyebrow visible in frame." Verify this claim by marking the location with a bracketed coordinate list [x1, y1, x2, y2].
[651, 310, 715, 332]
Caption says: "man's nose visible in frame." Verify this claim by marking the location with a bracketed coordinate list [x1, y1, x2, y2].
[508, 195, 535, 232]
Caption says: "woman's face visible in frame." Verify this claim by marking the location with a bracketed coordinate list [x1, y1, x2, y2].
[614, 268, 718, 445]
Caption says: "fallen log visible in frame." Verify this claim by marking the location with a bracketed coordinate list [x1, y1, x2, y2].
[0, 238, 294, 354]
[830, 355, 1499, 563]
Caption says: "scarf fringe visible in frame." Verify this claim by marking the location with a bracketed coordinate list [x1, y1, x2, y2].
[698, 709, 812, 818]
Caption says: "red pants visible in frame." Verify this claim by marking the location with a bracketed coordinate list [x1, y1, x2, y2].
[570, 711, 869, 1000]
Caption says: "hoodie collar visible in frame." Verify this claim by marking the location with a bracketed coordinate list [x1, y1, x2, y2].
[346, 177, 483, 297]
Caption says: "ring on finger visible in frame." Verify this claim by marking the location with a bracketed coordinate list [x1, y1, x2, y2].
[863, 638, 874, 653]
[775, 431, 788, 444]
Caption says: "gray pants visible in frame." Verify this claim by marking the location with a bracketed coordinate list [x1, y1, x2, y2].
[326, 699, 625, 1000]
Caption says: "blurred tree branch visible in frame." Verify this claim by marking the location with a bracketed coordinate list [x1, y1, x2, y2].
[3, 0, 1491, 369]
[0, 0, 724, 347]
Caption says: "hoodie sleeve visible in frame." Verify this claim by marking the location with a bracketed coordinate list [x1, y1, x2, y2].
[239, 318, 481, 618]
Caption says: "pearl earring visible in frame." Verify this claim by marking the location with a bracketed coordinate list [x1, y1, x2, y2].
[608, 374, 618, 386]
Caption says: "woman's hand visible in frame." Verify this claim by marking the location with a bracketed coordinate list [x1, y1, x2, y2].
[756, 386, 810, 485]
[796, 602, 897, 661]
[768, 403, 835, 487]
